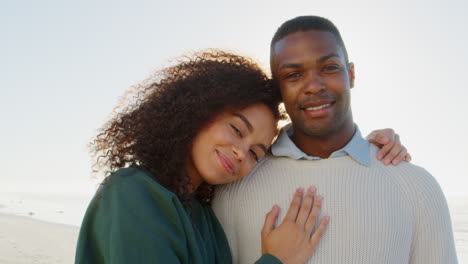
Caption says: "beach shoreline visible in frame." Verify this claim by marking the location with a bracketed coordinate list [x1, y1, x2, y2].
[0, 213, 79, 264]
[0, 193, 466, 263]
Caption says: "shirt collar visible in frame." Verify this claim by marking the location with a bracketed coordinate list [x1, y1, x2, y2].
[271, 124, 371, 167]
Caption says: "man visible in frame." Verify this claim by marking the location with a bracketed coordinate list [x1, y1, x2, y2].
[212, 16, 457, 263]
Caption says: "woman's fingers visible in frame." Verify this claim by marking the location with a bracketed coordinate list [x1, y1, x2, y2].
[366, 130, 391, 149]
[366, 128, 411, 166]
[262, 205, 279, 236]
[310, 216, 329, 247]
[381, 134, 402, 165]
[283, 188, 303, 222]
[404, 152, 412, 162]
[295, 186, 315, 226]
[391, 146, 407, 165]
[304, 195, 322, 233]
[261, 188, 329, 263]
[366, 128, 405, 162]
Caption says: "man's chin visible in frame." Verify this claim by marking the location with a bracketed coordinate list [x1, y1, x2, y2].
[300, 121, 341, 137]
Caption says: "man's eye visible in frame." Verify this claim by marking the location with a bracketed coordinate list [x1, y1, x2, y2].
[323, 65, 340, 72]
[286, 72, 301, 79]
[230, 124, 242, 137]
[250, 149, 259, 162]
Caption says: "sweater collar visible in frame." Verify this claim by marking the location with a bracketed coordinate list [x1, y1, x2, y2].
[271, 124, 371, 167]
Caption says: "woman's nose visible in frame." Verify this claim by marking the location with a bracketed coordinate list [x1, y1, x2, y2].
[232, 145, 246, 162]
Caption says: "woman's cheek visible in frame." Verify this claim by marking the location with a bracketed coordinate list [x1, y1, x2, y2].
[239, 162, 253, 179]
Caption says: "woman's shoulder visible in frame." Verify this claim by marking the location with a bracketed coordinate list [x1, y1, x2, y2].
[77, 168, 196, 263]
[97, 167, 178, 205]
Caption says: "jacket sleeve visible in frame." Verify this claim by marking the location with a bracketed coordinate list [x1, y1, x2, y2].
[75, 169, 196, 263]
[255, 254, 283, 264]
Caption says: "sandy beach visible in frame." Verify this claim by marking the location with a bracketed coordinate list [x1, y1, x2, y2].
[0, 213, 79, 264]
[0, 195, 465, 263]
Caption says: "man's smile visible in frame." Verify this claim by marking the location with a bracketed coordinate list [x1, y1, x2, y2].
[304, 103, 331, 111]
[299, 100, 336, 118]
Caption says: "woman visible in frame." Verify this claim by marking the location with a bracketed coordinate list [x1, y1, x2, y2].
[75, 50, 408, 263]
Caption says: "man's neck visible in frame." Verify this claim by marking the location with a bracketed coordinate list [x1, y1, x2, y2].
[290, 119, 355, 158]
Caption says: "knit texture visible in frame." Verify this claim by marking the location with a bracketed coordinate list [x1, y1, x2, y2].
[212, 145, 458, 263]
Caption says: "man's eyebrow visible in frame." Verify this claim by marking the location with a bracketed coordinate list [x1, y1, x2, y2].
[318, 53, 340, 63]
[233, 113, 253, 133]
[279, 63, 302, 70]
[279, 53, 340, 70]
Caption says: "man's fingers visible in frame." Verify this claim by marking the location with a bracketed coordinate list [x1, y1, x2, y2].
[296, 186, 315, 226]
[305, 195, 322, 233]
[283, 188, 303, 222]
[262, 205, 279, 236]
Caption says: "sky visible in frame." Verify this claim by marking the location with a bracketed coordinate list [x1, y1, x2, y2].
[1, 0, 467, 197]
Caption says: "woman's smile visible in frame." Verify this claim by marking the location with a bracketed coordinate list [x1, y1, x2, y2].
[216, 149, 235, 175]
[187, 103, 277, 186]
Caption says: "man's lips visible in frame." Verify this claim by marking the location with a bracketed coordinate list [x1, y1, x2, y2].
[216, 150, 235, 175]
[303, 103, 332, 111]
[300, 99, 335, 109]
[300, 100, 335, 117]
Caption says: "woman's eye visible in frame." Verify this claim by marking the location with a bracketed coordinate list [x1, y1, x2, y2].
[230, 124, 242, 137]
[250, 149, 259, 162]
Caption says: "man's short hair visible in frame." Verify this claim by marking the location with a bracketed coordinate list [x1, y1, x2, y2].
[270, 16, 349, 71]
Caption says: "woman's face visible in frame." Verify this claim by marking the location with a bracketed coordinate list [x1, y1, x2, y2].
[187, 103, 277, 186]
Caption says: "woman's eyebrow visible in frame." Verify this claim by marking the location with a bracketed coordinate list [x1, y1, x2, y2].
[257, 144, 268, 155]
[233, 113, 268, 154]
[233, 113, 253, 133]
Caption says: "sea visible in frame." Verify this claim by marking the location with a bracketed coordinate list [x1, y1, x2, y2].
[0, 190, 466, 262]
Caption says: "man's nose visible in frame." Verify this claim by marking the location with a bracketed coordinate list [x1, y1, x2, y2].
[303, 72, 325, 94]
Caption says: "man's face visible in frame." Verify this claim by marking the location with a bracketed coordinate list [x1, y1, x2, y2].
[271, 30, 355, 137]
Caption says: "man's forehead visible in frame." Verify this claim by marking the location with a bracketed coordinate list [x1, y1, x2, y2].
[272, 30, 344, 64]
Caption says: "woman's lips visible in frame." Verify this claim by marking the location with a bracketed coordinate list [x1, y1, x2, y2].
[216, 150, 235, 175]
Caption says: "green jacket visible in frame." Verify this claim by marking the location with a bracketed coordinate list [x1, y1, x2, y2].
[75, 167, 281, 264]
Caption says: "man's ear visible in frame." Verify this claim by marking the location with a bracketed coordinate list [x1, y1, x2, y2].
[348, 62, 355, 88]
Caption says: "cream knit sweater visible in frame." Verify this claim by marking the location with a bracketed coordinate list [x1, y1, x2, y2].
[212, 145, 458, 263]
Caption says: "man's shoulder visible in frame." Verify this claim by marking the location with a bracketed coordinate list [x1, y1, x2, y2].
[214, 153, 284, 198]
[368, 144, 431, 177]
[368, 145, 446, 201]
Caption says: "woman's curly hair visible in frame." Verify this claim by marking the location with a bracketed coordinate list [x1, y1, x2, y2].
[90, 50, 282, 207]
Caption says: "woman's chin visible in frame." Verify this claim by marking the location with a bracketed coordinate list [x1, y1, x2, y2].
[203, 174, 237, 186]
